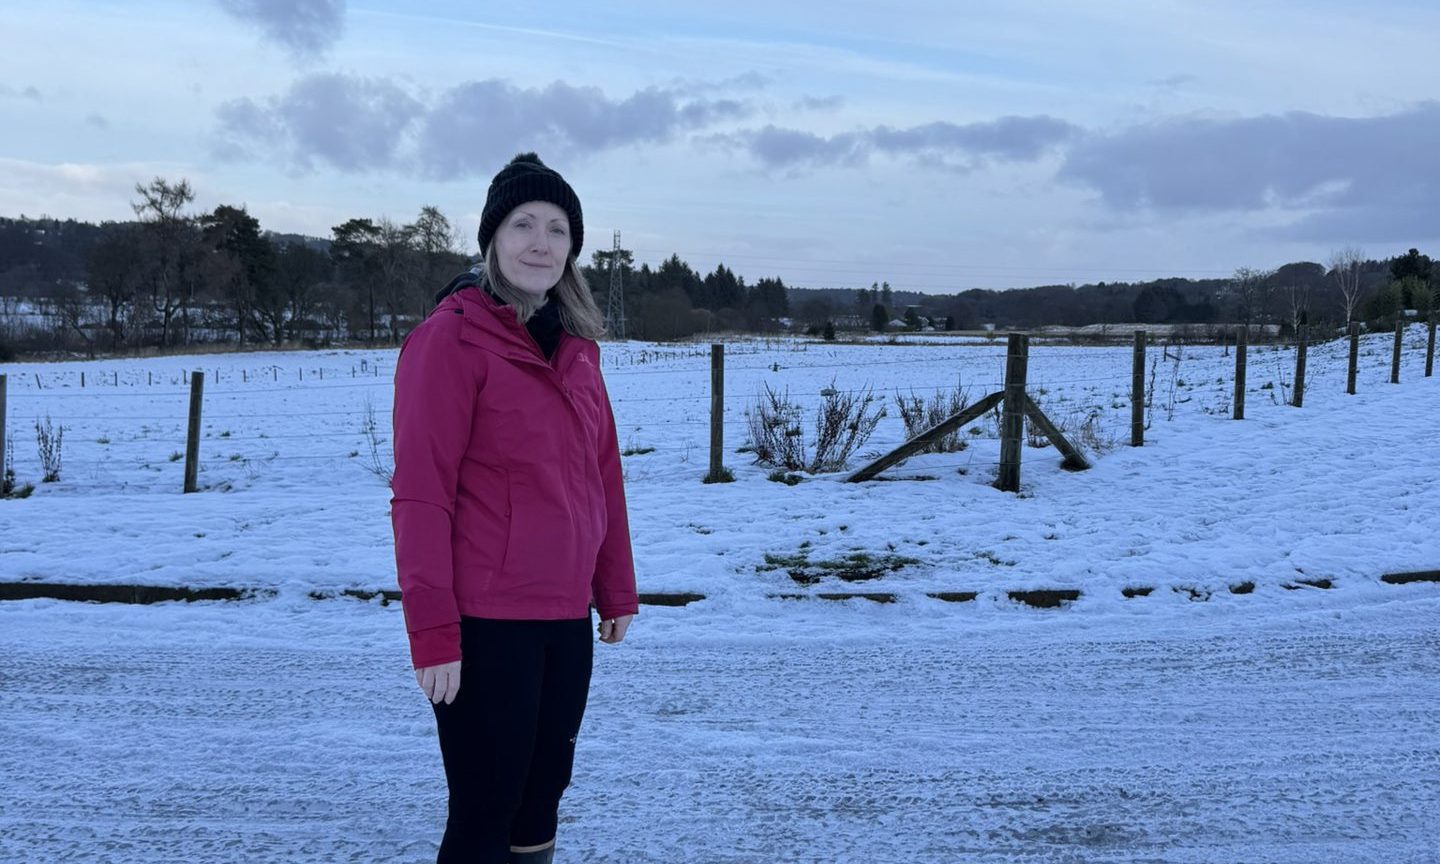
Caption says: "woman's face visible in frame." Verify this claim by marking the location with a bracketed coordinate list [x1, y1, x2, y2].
[492, 200, 571, 298]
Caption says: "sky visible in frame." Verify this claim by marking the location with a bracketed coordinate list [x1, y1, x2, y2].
[2, 0, 1438, 293]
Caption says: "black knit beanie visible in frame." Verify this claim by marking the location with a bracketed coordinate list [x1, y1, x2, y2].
[477, 152, 584, 260]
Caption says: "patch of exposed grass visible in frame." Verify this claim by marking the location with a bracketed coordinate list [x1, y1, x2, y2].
[702, 466, 735, 484]
[757, 547, 922, 585]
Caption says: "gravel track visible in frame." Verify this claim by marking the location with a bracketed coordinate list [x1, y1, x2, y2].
[2, 596, 1437, 863]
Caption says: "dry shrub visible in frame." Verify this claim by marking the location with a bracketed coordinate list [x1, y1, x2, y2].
[894, 379, 970, 453]
[746, 380, 886, 473]
[35, 415, 65, 483]
[361, 396, 393, 484]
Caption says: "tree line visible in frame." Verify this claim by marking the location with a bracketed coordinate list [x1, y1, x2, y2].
[0, 176, 1433, 359]
[0, 178, 798, 357]
[2, 178, 472, 358]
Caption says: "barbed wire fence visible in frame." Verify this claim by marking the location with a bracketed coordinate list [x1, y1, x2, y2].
[0, 316, 1435, 497]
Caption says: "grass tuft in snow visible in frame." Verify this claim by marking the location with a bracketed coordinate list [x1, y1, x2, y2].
[758, 548, 922, 585]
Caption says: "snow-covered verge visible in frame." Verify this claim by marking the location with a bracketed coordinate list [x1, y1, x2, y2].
[0, 330, 1435, 604]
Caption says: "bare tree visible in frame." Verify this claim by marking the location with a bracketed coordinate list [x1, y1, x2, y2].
[1273, 261, 1325, 336]
[1283, 283, 1309, 335]
[411, 206, 464, 318]
[53, 285, 100, 359]
[412, 206, 461, 254]
[1328, 246, 1365, 325]
[1228, 267, 1275, 331]
[131, 178, 199, 347]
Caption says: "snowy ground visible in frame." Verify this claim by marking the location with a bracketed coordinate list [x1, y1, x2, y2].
[1, 329, 1438, 862]
[2, 593, 1438, 863]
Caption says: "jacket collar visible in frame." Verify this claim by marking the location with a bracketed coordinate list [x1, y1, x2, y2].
[448, 284, 580, 370]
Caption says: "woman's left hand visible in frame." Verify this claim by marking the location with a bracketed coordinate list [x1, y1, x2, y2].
[598, 615, 633, 644]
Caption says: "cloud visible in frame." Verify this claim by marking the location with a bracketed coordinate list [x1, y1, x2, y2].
[0, 158, 198, 222]
[872, 116, 1079, 162]
[417, 81, 750, 177]
[216, 0, 345, 59]
[1057, 103, 1440, 244]
[1271, 198, 1437, 245]
[1149, 74, 1198, 91]
[744, 126, 866, 168]
[793, 95, 844, 112]
[732, 115, 1080, 171]
[0, 84, 42, 101]
[215, 74, 753, 177]
[84, 114, 110, 130]
[216, 74, 423, 171]
[669, 71, 771, 97]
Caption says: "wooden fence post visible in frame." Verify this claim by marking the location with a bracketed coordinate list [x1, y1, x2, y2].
[184, 371, 204, 494]
[0, 374, 7, 485]
[704, 343, 727, 482]
[1427, 315, 1436, 378]
[997, 333, 1028, 493]
[80, 371, 85, 388]
[1292, 325, 1307, 408]
[1391, 320, 1404, 384]
[1347, 322, 1360, 394]
[1233, 326, 1247, 420]
[1131, 330, 1145, 446]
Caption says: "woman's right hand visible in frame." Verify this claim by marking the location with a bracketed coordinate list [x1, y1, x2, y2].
[415, 660, 462, 705]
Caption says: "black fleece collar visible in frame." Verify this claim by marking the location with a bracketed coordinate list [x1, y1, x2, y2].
[526, 295, 564, 360]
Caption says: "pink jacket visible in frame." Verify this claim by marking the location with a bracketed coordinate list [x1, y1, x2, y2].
[390, 286, 637, 668]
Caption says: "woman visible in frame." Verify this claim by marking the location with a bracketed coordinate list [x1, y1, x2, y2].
[390, 153, 638, 864]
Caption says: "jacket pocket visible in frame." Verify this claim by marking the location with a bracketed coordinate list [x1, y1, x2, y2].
[451, 462, 510, 592]
[500, 472, 581, 596]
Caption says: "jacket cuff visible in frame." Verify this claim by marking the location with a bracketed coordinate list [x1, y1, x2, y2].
[594, 597, 640, 621]
[409, 622, 462, 669]
[399, 584, 461, 632]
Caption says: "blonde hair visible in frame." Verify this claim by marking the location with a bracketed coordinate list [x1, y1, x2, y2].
[480, 240, 607, 340]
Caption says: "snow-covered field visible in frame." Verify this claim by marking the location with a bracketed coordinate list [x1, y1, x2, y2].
[1, 329, 1438, 862]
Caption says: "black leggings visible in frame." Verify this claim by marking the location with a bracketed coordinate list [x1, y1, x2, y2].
[432, 616, 594, 864]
